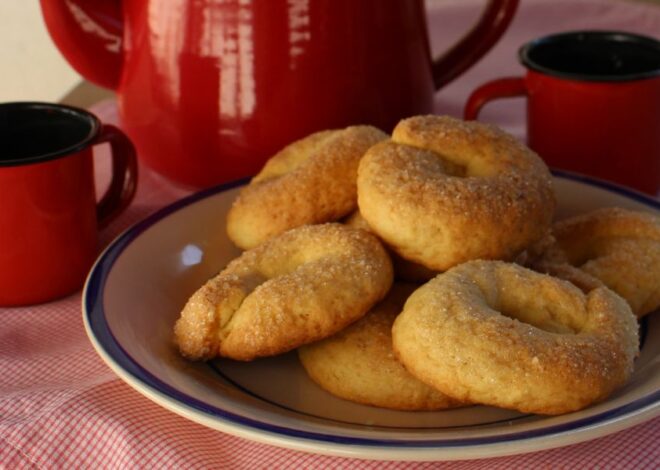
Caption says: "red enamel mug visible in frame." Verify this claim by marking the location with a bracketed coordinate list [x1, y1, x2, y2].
[0, 103, 138, 306]
[41, 0, 518, 189]
[464, 31, 660, 195]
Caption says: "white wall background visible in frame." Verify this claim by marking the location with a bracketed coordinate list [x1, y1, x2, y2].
[0, 2, 80, 102]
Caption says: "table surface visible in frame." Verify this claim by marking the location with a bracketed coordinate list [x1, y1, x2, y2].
[2, 0, 660, 468]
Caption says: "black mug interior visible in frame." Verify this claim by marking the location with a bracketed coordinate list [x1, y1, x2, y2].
[0, 103, 99, 166]
[519, 31, 660, 81]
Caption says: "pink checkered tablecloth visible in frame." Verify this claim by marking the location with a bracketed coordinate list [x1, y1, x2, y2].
[2, 0, 660, 468]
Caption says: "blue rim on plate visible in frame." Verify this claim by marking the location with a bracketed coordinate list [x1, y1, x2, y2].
[83, 171, 660, 450]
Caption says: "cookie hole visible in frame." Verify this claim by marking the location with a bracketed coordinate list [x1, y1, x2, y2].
[498, 304, 580, 334]
[435, 154, 468, 177]
[560, 237, 617, 267]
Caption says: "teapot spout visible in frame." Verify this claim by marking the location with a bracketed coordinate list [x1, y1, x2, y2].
[40, 0, 123, 90]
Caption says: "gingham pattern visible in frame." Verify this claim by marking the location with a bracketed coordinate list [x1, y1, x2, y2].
[2, 0, 660, 467]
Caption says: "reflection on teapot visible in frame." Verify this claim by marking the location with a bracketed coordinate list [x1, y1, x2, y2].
[41, 0, 518, 188]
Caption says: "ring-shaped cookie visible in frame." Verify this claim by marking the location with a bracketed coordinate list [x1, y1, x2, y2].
[392, 260, 638, 415]
[357, 115, 556, 271]
[227, 126, 387, 249]
[298, 283, 462, 410]
[527, 207, 660, 318]
[174, 224, 393, 361]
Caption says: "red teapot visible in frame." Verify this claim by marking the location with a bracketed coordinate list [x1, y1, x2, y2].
[41, 0, 518, 189]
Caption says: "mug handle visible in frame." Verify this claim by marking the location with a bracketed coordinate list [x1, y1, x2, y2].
[94, 124, 139, 229]
[463, 77, 526, 120]
[431, 0, 519, 89]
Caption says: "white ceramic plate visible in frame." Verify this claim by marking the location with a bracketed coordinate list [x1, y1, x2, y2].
[83, 172, 660, 461]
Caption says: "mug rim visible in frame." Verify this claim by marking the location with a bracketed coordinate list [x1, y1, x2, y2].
[518, 30, 660, 82]
[0, 101, 101, 167]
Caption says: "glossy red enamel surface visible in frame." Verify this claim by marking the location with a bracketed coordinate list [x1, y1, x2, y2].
[525, 71, 660, 194]
[464, 32, 660, 196]
[40, 0, 123, 90]
[120, 0, 434, 187]
[0, 151, 98, 305]
[41, 0, 518, 189]
[0, 103, 138, 306]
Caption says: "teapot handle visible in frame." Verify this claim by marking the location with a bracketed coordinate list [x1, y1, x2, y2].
[40, 0, 124, 90]
[431, 0, 519, 89]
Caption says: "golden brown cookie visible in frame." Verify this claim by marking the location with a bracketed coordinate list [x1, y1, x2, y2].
[298, 283, 462, 411]
[174, 224, 393, 361]
[392, 260, 639, 415]
[357, 115, 556, 271]
[227, 126, 387, 249]
[527, 207, 660, 317]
